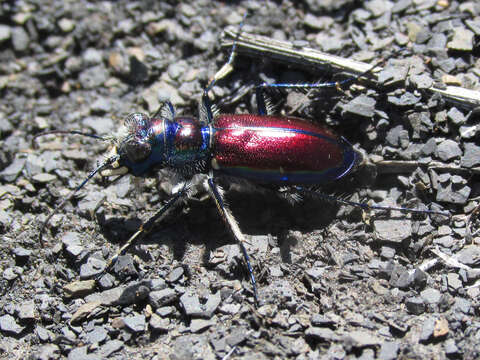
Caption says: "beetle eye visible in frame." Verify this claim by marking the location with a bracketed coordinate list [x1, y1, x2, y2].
[123, 140, 151, 163]
[124, 113, 150, 131]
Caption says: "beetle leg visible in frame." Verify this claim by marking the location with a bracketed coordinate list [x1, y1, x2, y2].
[205, 176, 259, 305]
[151, 101, 175, 121]
[293, 186, 450, 218]
[254, 50, 401, 115]
[201, 11, 248, 124]
[99, 182, 189, 278]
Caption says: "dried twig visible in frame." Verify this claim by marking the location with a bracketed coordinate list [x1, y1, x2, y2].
[222, 27, 480, 108]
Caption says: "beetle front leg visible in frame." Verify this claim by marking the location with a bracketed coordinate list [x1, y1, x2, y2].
[99, 183, 189, 278]
[151, 100, 175, 121]
[205, 176, 259, 305]
[201, 12, 248, 124]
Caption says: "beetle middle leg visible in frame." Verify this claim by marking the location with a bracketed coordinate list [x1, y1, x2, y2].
[205, 175, 258, 305]
[254, 54, 392, 116]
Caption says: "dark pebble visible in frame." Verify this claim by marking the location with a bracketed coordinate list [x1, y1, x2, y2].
[99, 340, 124, 357]
[0, 24, 11, 42]
[444, 338, 459, 356]
[112, 255, 137, 277]
[342, 95, 376, 118]
[378, 341, 399, 360]
[447, 107, 466, 125]
[387, 92, 421, 107]
[420, 288, 441, 304]
[17, 300, 35, 320]
[0, 158, 25, 182]
[78, 65, 109, 89]
[456, 247, 480, 266]
[405, 296, 425, 315]
[149, 313, 170, 332]
[84, 326, 108, 344]
[419, 317, 435, 343]
[123, 314, 146, 333]
[13, 247, 32, 261]
[166, 266, 184, 283]
[33, 344, 61, 360]
[80, 257, 107, 279]
[190, 319, 214, 333]
[461, 143, 480, 168]
[0, 314, 24, 335]
[85, 281, 151, 306]
[149, 288, 178, 308]
[11, 26, 29, 52]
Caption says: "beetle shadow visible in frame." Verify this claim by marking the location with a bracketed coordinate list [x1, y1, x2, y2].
[98, 205, 192, 266]
[97, 177, 359, 276]
[208, 180, 356, 267]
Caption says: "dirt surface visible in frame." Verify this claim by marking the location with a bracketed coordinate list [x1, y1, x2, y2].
[0, 0, 479, 359]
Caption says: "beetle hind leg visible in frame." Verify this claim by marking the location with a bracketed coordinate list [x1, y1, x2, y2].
[205, 175, 259, 305]
[293, 186, 450, 218]
[277, 186, 304, 205]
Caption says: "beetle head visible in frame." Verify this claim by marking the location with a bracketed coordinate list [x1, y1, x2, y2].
[101, 113, 160, 177]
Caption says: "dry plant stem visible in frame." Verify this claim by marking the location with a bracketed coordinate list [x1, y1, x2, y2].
[222, 27, 480, 108]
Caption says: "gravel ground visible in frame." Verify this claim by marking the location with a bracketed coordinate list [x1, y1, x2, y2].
[1, 0, 480, 359]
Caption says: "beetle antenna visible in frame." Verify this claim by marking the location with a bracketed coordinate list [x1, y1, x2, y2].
[38, 154, 120, 247]
[32, 130, 106, 148]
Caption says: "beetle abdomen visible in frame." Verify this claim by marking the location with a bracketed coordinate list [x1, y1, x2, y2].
[212, 114, 356, 184]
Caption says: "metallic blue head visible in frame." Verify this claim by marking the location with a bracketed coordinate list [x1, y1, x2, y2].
[101, 112, 211, 178]
[116, 113, 167, 176]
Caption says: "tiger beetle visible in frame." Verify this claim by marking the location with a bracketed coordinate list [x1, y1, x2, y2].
[35, 12, 450, 306]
